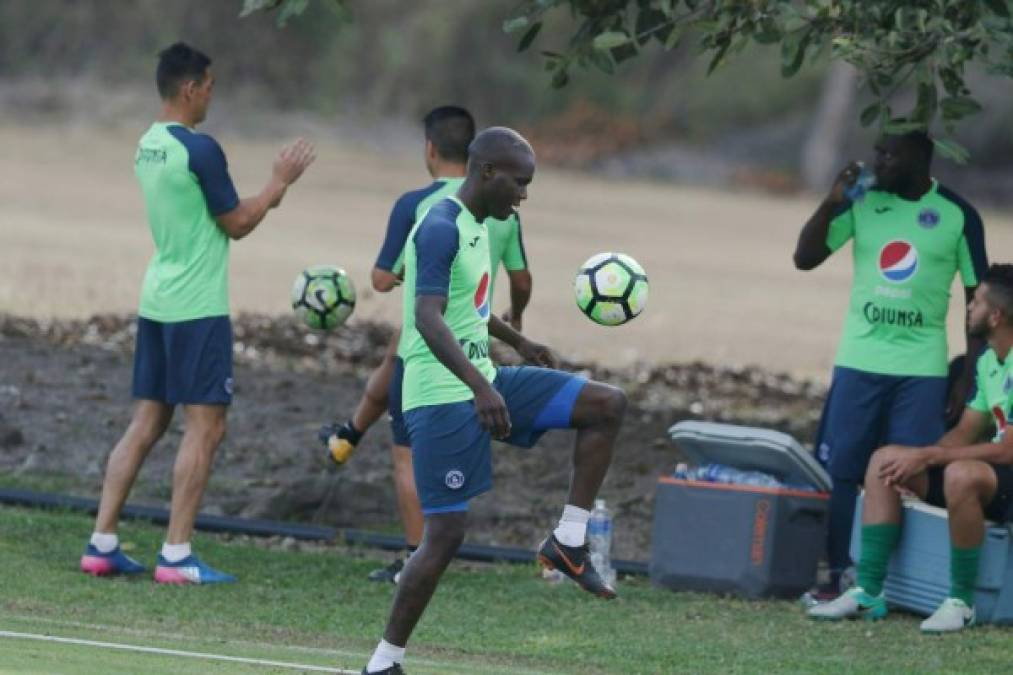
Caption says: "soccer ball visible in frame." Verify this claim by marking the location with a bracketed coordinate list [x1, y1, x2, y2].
[574, 252, 648, 326]
[291, 265, 356, 330]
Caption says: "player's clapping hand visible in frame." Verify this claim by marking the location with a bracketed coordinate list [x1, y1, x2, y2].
[274, 138, 316, 186]
[516, 338, 558, 370]
[474, 383, 511, 439]
[878, 447, 932, 487]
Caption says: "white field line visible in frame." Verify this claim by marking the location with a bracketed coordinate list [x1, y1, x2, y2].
[0, 616, 556, 675]
[0, 630, 349, 673]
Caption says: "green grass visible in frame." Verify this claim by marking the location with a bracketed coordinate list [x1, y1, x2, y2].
[0, 507, 1010, 674]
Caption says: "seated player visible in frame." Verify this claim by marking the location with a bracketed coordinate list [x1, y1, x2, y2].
[809, 264, 1013, 632]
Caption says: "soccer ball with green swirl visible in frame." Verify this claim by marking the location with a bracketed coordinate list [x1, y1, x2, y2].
[574, 252, 648, 326]
[291, 265, 356, 330]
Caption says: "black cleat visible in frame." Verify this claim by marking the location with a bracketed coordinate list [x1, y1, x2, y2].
[367, 557, 404, 584]
[537, 534, 617, 599]
[318, 421, 358, 466]
[361, 665, 404, 675]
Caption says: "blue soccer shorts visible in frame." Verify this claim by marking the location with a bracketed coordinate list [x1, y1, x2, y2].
[132, 316, 233, 406]
[403, 366, 587, 514]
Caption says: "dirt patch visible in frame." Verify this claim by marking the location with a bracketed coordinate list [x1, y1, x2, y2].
[0, 313, 825, 561]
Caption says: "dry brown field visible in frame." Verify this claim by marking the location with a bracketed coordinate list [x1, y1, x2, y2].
[2, 123, 1010, 381]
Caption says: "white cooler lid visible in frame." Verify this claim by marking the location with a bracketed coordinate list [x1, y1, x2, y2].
[668, 420, 832, 492]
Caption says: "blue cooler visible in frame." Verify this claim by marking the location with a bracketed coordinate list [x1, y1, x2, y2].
[651, 421, 832, 598]
[851, 493, 1013, 624]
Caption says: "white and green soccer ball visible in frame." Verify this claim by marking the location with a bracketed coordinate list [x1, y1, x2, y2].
[574, 252, 648, 326]
[291, 265, 356, 330]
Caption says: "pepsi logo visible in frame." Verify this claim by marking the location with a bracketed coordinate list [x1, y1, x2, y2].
[878, 240, 919, 283]
[473, 272, 490, 319]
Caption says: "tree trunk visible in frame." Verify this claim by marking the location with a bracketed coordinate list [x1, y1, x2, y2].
[801, 61, 858, 191]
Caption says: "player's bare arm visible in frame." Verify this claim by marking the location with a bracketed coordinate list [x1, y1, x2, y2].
[487, 314, 557, 369]
[415, 294, 510, 437]
[793, 161, 861, 270]
[216, 138, 315, 240]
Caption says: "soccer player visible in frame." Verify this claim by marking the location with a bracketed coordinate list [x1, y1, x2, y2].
[318, 106, 532, 583]
[361, 127, 625, 675]
[809, 264, 1013, 631]
[79, 42, 315, 584]
[793, 131, 988, 599]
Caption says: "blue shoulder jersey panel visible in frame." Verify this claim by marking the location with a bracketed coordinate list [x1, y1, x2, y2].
[166, 126, 240, 216]
[937, 184, 988, 282]
[413, 199, 462, 297]
[375, 180, 447, 271]
[514, 212, 529, 268]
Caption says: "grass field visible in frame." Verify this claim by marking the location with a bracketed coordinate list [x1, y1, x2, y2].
[1, 506, 1010, 674]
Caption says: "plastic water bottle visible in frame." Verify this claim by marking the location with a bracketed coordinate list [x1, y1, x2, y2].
[587, 499, 616, 588]
[844, 163, 876, 202]
[675, 463, 783, 488]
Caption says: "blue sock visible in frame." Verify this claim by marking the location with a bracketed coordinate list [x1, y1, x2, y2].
[827, 478, 859, 583]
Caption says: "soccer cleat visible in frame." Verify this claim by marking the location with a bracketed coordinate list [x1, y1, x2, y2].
[807, 587, 887, 621]
[318, 421, 358, 465]
[80, 544, 146, 577]
[367, 557, 405, 584]
[920, 598, 975, 633]
[536, 534, 617, 600]
[361, 665, 404, 675]
[153, 554, 236, 585]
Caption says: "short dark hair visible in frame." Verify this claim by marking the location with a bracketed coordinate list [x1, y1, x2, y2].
[423, 106, 475, 163]
[983, 263, 1013, 320]
[156, 42, 211, 100]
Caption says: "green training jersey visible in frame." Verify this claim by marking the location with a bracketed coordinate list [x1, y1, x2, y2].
[135, 122, 239, 322]
[826, 180, 987, 376]
[399, 196, 496, 411]
[968, 348, 1012, 443]
[375, 177, 526, 301]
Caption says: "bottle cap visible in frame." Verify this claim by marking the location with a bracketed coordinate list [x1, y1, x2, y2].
[594, 498, 605, 510]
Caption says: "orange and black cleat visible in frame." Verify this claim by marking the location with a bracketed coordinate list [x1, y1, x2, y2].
[537, 534, 617, 600]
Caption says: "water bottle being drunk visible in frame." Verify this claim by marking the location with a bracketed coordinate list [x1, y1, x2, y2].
[587, 498, 616, 588]
[844, 162, 877, 202]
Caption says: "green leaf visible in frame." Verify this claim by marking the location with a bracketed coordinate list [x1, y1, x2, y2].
[984, 0, 1011, 18]
[239, 0, 282, 18]
[589, 49, 616, 74]
[780, 30, 811, 78]
[276, 0, 309, 27]
[883, 119, 925, 134]
[551, 67, 569, 89]
[860, 102, 882, 127]
[933, 137, 970, 164]
[664, 25, 684, 50]
[706, 40, 731, 75]
[517, 22, 543, 52]
[593, 31, 631, 51]
[940, 96, 983, 120]
[503, 16, 530, 34]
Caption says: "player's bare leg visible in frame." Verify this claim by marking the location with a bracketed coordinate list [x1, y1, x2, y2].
[538, 380, 626, 599]
[322, 330, 400, 464]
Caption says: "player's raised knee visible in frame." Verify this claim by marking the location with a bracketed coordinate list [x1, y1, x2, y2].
[943, 460, 991, 500]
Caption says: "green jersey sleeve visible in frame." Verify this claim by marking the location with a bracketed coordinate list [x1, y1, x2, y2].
[825, 203, 855, 253]
[967, 352, 990, 413]
[501, 214, 528, 271]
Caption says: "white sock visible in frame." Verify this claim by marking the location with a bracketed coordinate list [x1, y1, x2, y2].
[366, 639, 405, 673]
[553, 504, 590, 547]
[90, 532, 119, 554]
[160, 542, 192, 563]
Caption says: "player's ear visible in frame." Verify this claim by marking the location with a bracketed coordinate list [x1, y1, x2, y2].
[480, 162, 495, 181]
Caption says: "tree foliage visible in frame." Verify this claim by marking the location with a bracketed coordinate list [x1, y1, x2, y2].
[244, 0, 1013, 162]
